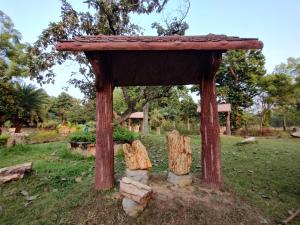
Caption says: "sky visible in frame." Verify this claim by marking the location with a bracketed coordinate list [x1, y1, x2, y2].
[1, 0, 300, 99]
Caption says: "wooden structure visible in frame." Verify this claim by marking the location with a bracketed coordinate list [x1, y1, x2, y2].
[128, 112, 144, 132]
[198, 103, 232, 135]
[57, 34, 263, 189]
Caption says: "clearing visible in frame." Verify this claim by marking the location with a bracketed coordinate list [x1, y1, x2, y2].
[0, 134, 299, 225]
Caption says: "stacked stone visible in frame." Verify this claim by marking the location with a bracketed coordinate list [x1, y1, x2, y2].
[166, 130, 192, 187]
[121, 140, 152, 217]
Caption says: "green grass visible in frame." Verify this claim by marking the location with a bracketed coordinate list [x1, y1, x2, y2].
[0, 135, 300, 224]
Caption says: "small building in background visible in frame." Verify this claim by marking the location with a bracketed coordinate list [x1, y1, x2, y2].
[197, 104, 231, 135]
[128, 112, 144, 132]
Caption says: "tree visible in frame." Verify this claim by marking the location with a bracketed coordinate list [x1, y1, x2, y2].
[192, 50, 266, 130]
[0, 11, 31, 134]
[6, 83, 48, 133]
[30, 0, 191, 125]
[50, 92, 79, 123]
[258, 73, 296, 131]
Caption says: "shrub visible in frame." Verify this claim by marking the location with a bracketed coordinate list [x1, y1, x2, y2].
[69, 127, 139, 144]
[0, 134, 9, 147]
[68, 132, 96, 143]
[113, 126, 139, 143]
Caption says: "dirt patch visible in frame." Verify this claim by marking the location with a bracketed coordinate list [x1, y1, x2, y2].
[67, 174, 274, 225]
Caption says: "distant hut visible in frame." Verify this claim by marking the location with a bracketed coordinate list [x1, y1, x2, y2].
[128, 112, 144, 132]
[197, 104, 231, 135]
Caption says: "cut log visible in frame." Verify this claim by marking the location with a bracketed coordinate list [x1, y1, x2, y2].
[0, 162, 32, 176]
[119, 177, 152, 204]
[122, 140, 152, 170]
[0, 162, 32, 184]
[166, 130, 192, 175]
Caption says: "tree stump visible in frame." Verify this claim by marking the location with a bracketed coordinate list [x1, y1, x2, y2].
[122, 140, 152, 170]
[166, 130, 192, 175]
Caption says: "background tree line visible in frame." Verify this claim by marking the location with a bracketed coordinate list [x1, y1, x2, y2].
[0, 0, 299, 136]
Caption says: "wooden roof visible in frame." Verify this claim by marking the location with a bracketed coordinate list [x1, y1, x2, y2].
[129, 112, 144, 119]
[56, 34, 263, 51]
[198, 104, 231, 113]
[56, 34, 263, 86]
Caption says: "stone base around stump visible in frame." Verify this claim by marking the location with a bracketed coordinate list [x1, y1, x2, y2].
[122, 197, 147, 217]
[167, 171, 192, 187]
[126, 169, 149, 184]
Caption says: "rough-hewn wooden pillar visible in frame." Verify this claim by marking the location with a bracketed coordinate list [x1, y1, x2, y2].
[86, 52, 114, 190]
[226, 112, 231, 135]
[200, 52, 223, 189]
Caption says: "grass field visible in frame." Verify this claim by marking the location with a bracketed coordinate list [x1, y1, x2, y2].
[0, 135, 299, 224]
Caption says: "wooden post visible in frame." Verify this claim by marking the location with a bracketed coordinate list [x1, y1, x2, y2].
[226, 112, 231, 135]
[87, 52, 114, 190]
[200, 52, 223, 189]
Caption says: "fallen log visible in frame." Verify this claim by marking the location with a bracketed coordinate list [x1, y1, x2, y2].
[120, 177, 152, 204]
[282, 208, 300, 225]
[0, 162, 32, 184]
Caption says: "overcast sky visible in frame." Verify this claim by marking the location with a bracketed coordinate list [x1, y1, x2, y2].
[2, 0, 300, 99]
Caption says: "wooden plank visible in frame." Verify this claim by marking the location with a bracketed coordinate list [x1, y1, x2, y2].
[89, 54, 114, 190]
[56, 40, 263, 51]
[0, 162, 32, 176]
[120, 177, 152, 204]
[200, 52, 223, 189]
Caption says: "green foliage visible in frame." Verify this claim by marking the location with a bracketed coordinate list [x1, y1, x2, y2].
[113, 126, 139, 143]
[49, 92, 79, 123]
[216, 50, 266, 129]
[68, 131, 96, 143]
[68, 126, 139, 144]
[1, 82, 48, 132]
[0, 136, 299, 224]
[30, 0, 169, 99]
[0, 134, 9, 147]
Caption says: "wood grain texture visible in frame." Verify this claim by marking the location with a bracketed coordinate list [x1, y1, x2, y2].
[90, 53, 114, 190]
[57, 34, 263, 51]
[200, 52, 223, 189]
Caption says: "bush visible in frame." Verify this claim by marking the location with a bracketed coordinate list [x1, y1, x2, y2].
[113, 126, 139, 143]
[69, 126, 139, 144]
[68, 132, 96, 143]
[0, 134, 9, 147]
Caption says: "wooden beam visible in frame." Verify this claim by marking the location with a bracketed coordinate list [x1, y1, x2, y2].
[200, 52, 223, 189]
[86, 53, 114, 190]
[226, 112, 231, 135]
[57, 40, 263, 52]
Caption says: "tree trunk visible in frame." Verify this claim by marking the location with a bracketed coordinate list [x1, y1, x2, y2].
[187, 118, 190, 131]
[283, 116, 286, 131]
[199, 52, 223, 189]
[15, 121, 22, 133]
[142, 103, 149, 134]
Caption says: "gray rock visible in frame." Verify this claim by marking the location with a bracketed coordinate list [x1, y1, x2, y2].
[167, 172, 192, 187]
[126, 169, 149, 184]
[122, 197, 146, 217]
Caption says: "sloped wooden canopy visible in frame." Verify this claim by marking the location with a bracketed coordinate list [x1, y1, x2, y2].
[56, 34, 263, 190]
[57, 34, 263, 86]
